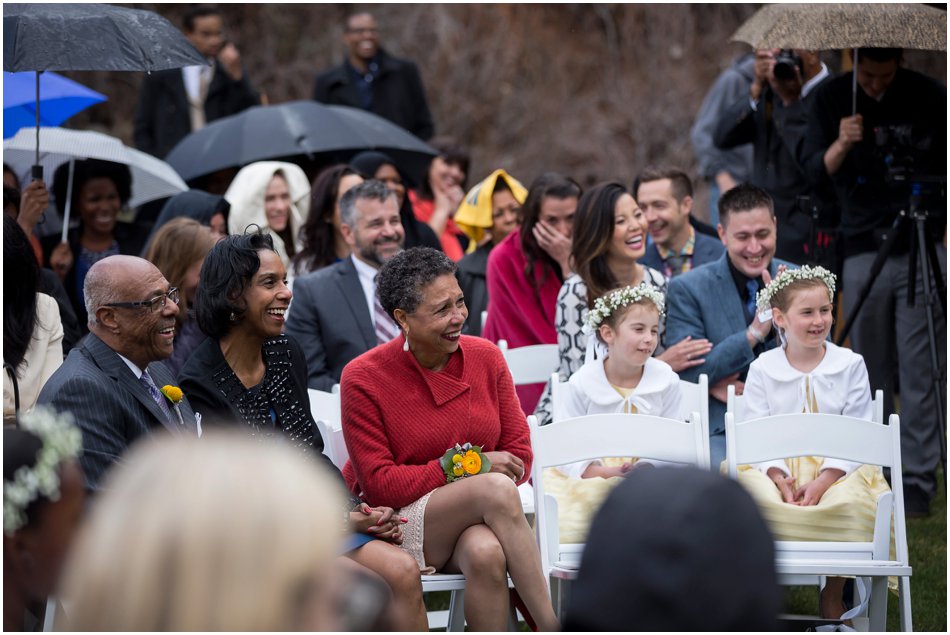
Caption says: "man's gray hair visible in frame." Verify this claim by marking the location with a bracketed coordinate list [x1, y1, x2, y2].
[339, 179, 397, 227]
[83, 262, 121, 326]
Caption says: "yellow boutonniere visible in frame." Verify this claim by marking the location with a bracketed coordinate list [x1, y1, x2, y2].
[160, 385, 183, 404]
[160, 385, 185, 426]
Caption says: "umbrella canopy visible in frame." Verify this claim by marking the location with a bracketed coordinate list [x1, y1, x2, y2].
[4, 70, 106, 138]
[731, 3, 947, 51]
[4, 127, 188, 208]
[165, 101, 437, 185]
[3, 3, 207, 72]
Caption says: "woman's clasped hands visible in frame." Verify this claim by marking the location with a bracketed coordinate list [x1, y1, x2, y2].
[350, 503, 408, 544]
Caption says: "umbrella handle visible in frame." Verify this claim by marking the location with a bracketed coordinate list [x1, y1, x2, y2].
[60, 160, 75, 244]
[852, 48, 858, 116]
[33, 71, 43, 182]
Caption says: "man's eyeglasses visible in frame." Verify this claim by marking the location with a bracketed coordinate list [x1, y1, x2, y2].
[103, 288, 180, 313]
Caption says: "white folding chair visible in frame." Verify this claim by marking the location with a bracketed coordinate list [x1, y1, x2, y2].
[529, 411, 707, 618]
[496, 340, 556, 516]
[871, 389, 884, 425]
[679, 374, 710, 466]
[726, 382, 748, 422]
[308, 386, 344, 466]
[497, 339, 559, 386]
[725, 412, 913, 631]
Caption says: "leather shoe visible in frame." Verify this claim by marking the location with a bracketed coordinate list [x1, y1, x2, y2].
[903, 484, 931, 518]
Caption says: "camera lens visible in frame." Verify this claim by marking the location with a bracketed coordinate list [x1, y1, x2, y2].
[773, 50, 801, 81]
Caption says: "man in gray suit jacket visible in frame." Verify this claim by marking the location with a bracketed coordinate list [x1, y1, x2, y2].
[285, 180, 405, 390]
[38, 256, 198, 491]
[634, 166, 725, 280]
[666, 184, 796, 467]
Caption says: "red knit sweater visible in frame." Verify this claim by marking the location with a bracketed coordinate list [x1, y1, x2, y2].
[341, 335, 532, 509]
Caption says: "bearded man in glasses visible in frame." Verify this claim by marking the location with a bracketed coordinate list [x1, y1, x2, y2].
[39, 255, 199, 491]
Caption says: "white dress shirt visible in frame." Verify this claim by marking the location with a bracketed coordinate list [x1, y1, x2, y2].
[351, 254, 382, 328]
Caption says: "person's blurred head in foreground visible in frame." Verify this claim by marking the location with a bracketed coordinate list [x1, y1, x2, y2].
[564, 466, 781, 631]
[3, 408, 85, 632]
[59, 432, 345, 631]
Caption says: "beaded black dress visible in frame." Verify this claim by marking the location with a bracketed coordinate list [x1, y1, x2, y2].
[178, 334, 359, 509]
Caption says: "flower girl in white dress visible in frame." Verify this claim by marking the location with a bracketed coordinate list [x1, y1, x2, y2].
[545, 283, 683, 542]
[738, 265, 891, 619]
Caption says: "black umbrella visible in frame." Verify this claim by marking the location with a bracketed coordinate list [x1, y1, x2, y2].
[165, 100, 437, 185]
[4, 3, 207, 177]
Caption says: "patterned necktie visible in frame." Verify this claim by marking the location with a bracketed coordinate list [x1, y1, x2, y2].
[140, 370, 174, 424]
[372, 280, 399, 345]
[745, 279, 759, 324]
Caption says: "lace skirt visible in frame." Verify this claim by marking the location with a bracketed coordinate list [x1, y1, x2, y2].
[394, 490, 436, 574]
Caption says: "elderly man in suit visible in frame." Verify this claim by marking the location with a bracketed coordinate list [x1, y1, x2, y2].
[633, 166, 725, 280]
[666, 184, 796, 468]
[133, 5, 259, 159]
[38, 256, 198, 491]
[285, 180, 405, 391]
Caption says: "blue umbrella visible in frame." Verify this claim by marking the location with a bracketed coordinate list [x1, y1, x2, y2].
[3, 70, 106, 139]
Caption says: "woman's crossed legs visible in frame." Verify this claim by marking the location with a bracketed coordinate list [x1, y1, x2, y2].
[422, 472, 558, 631]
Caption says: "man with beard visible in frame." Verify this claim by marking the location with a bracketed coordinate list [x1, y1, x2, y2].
[38, 256, 199, 490]
[285, 181, 406, 390]
[313, 12, 434, 140]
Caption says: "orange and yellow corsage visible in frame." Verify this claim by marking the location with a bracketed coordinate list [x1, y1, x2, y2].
[440, 443, 492, 483]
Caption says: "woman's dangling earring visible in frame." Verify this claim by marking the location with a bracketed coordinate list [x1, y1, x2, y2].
[229, 311, 237, 322]
[403, 329, 410, 352]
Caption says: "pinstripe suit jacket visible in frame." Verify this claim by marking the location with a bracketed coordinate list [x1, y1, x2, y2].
[37, 333, 197, 491]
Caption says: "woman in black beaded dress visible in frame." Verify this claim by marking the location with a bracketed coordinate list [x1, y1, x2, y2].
[178, 231, 427, 631]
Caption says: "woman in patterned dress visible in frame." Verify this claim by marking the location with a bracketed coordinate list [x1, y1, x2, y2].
[178, 230, 428, 630]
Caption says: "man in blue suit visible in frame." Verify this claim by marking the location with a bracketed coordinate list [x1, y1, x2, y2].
[634, 166, 725, 280]
[666, 184, 795, 467]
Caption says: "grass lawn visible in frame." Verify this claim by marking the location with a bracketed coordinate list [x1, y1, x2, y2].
[784, 470, 947, 631]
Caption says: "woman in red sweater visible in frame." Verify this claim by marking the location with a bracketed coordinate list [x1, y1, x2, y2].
[482, 173, 581, 414]
[341, 247, 559, 631]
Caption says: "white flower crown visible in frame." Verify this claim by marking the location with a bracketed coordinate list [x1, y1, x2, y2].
[3, 407, 83, 535]
[586, 283, 666, 330]
[756, 265, 837, 312]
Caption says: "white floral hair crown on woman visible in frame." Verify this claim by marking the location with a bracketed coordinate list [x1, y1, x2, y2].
[586, 283, 666, 331]
[755, 265, 837, 312]
[3, 407, 83, 534]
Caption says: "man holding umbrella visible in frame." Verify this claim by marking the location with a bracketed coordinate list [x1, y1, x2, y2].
[134, 5, 260, 159]
[802, 47, 946, 516]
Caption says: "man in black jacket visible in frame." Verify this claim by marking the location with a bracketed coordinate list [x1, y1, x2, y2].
[802, 48, 947, 516]
[133, 5, 260, 159]
[313, 12, 435, 140]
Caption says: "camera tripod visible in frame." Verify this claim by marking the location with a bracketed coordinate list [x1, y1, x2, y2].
[836, 183, 947, 486]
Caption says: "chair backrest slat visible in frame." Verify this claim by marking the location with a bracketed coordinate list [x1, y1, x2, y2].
[532, 413, 705, 467]
[727, 413, 895, 467]
[498, 339, 559, 385]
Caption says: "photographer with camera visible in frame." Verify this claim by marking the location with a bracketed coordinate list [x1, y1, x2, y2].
[802, 47, 947, 517]
[714, 48, 833, 266]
